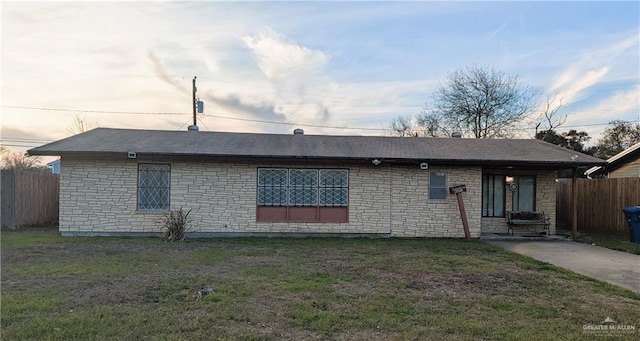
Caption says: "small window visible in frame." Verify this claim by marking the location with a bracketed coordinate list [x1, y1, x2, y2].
[138, 164, 170, 211]
[429, 172, 447, 200]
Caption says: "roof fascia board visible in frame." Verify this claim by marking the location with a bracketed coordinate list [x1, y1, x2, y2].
[44, 152, 605, 169]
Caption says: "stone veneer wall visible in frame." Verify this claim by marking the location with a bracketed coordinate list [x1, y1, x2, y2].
[59, 158, 483, 237]
[480, 170, 557, 234]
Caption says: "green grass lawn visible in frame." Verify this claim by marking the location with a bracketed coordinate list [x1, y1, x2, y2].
[2, 227, 639, 340]
[558, 229, 640, 255]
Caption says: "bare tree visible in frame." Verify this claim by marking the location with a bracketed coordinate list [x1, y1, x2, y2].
[388, 116, 418, 137]
[415, 109, 451, 137]
[534, 93, 566, 139]
[388, 113, 451, 138]
[427, 65, 536, 138]
[67, 114, 92, 135]
[0, 147, 42, 170]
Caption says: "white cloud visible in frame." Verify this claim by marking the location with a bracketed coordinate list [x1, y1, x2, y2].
[579, 86, 640, 121]
[236, 27, 337, 127]
[546, 32, 639, 106]
[243, 27, 329, 85]
[549, 67, 609, 105]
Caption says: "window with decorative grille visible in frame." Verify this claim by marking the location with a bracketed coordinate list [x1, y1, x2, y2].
[137, 164, 170, 211]
[257, 168, 349, 223]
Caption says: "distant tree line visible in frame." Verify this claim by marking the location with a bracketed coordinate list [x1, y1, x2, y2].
[0, 147, 45, 170]
[536, 120, 640, 159]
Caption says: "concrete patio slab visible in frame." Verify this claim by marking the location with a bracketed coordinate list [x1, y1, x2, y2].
[487, 240, 640, 294]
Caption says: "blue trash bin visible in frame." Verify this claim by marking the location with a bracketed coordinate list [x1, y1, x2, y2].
[622, 206, 640, 243]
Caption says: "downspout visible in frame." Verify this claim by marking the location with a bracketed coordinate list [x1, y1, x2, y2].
[389, 167, 393, 237]
[571, 167, 578, 239]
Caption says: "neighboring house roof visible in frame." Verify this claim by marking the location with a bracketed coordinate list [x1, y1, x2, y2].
[46, 159, 61, 174]
[29, 128, 606, 168]
[46, 159, 60, 167]
[585, 142, 640, 177]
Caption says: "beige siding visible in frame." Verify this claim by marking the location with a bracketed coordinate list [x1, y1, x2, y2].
[390, 166, 482, 237]
[59, 159, 164, 233]
[59, 158, 518, 237]
[609, 159, 640, 178]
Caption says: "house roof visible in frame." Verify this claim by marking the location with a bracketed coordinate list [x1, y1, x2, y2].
[585, 142, 640, 177]
[28, 128, 606, 168]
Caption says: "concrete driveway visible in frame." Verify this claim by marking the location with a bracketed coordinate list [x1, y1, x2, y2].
[487, 240, 640, 294]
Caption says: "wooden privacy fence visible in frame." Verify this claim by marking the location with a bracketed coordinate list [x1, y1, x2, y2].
[556, 177, 640, 234]
[1, 169, 60, 227]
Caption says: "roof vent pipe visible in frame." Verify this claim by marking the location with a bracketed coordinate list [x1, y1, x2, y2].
[451, 132, 462, 138]
[293, 128, 304, 135]
[188, 125, 199, 131]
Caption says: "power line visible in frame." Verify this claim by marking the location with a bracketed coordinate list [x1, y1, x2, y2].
[525, 120, 636, 130]
[0, 141, 48, 146]
[3, 69, 373, 102]
[2, 105, 182, 115]
[0, 143, 43, 148]
[2, 104, 636, 133]
[206, 114, 387, 131]
[1, 105, 389, 131]
[197, 76, 363, 102]
[6, 67, 640, 110]
[0, 137, 52, 143]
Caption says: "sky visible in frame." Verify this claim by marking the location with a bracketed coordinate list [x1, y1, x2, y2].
[1, 1, 639, 161]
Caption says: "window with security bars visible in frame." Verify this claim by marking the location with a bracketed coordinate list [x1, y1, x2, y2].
[138, 164, 170, 211]
[289, 169, 318, 206]
[257, 168, 288, 206]
[257, 169, 349, 207]
[319, 169, 348, 206]
[257, 168, 349, 223]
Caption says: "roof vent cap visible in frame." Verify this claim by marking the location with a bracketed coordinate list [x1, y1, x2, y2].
[451, 132, 462, 138]
[188, 125, 199, 132]
[293, 128, 304, 135]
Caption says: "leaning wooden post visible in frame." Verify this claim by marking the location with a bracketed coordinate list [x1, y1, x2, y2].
[571, 167, 578, 239]
[449, 185, 470, 240]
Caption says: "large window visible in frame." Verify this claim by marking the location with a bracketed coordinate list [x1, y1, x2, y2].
[138, 164, 170, 211]
[429, 172, 447, 200]
[257, 168, 348, 222]
[513, 176, 535, 212]
[482, 174, 505, 217]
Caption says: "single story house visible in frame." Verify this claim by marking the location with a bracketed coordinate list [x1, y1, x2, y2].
[585, 142, 640, 179]
[29, 128, 605, 238]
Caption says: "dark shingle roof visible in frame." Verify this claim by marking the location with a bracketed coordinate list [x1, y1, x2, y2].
[28, 128, 606, 167]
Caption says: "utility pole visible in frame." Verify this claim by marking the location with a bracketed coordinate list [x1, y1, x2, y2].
[192, 76, 197, 126]
[188, 76, 203, 131]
